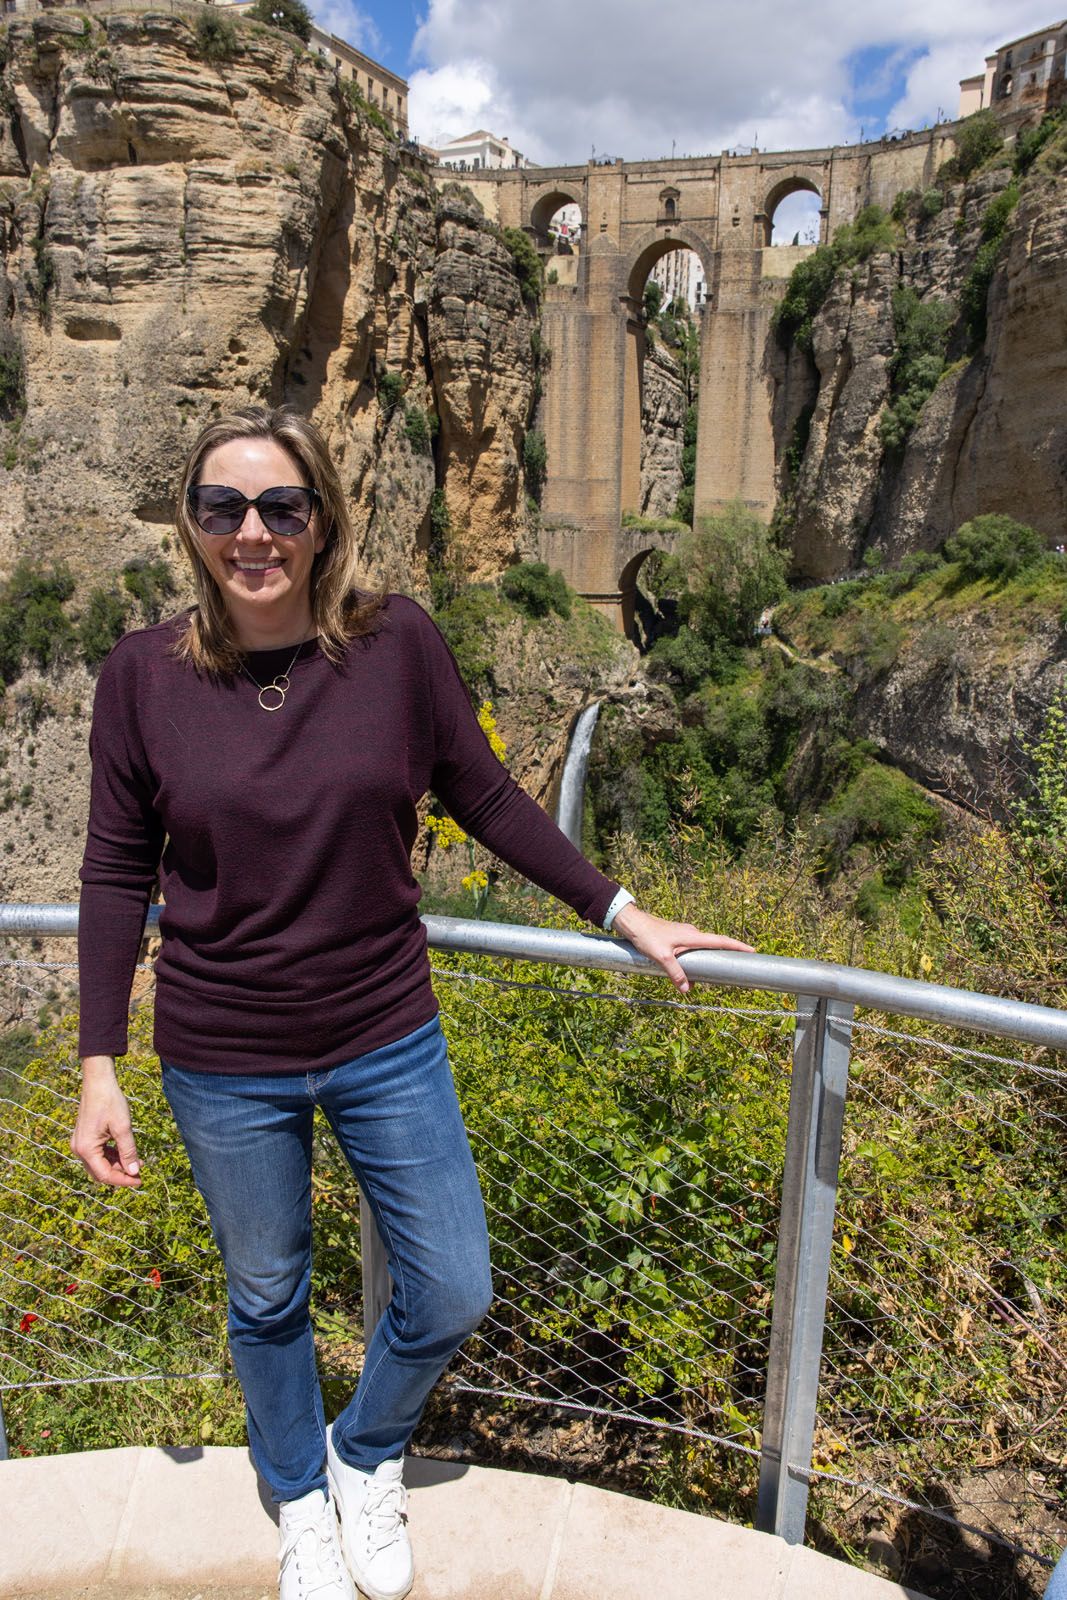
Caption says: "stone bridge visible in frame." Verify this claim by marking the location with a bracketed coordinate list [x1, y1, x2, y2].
[460, 127, 961, 630]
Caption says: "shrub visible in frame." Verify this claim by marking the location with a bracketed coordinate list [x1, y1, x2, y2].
[500, 561, 571, 621]
[501, 228, 543, 309]
[980, 180, 1019, 243]
[77, 587, 128, 668]
[773, 205, 896, 353]
[403, 402, 436, 456]
[919, 186, 944, 219]
[645, 627, 713, 691]
[123, 557, 175, 624]
[434, 586, 510, 695]
[195, 8, 237, 60]
[878, 286, 955, 453]
[817, 760, 941, 879]
[248, 0, 311, 42]
[679, 503, 788, 650]
[377, 370, 404, 416]
[0, 341, 24, 418]
[522, 429, 547, 501]
[944, 514, 1045, 581]
[339, 78, 393, 137]
[960, 238, 1001, 348]
[643, 279, 663, 320]
[30, 234, 56, 312]
[1014, 109, 1064, 175]
[954, 109, 1003, 178]
[0, 561, 75, 682]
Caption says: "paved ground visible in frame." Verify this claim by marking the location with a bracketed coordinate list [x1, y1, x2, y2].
[0, 1445, 931, 1599]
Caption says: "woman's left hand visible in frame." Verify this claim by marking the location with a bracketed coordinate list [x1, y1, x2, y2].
[611, 902, 755, 994]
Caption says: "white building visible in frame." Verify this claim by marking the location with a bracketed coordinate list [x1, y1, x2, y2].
[433, 130, 532, 171]
[959, 21, 1066, 116]
[650, 248, 706, 312]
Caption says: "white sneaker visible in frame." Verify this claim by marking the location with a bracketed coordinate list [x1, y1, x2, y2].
[278, 1488, 357, 1600]
[326, 1425, 414, 1600]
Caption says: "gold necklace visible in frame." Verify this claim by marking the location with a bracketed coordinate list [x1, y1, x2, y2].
[241, 642, 304, 712]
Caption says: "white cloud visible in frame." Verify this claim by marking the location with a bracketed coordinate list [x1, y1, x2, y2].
[309, 0, 380, 52]
[406, 0, 1061, 164]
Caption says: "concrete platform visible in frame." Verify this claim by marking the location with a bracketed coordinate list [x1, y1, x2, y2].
[0, 1445, 931, 1599]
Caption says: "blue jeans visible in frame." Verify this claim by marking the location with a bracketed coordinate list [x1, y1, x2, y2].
[162, 1016, 492, 1503]
[1046, 1551, 1067, 1600]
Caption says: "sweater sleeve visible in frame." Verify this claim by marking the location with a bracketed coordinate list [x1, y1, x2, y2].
[417, 604, 621, 927]
[77, 640, 166, 1059]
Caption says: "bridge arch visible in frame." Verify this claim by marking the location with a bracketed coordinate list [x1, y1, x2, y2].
[756, 172, 826, 247]
[624, 227, 715, 304]
[529, 186, 585, 246]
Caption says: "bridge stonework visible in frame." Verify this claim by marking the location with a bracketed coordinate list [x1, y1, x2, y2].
[459, 128, 959, 629]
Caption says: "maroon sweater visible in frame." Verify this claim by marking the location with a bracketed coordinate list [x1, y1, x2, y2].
[78, 595, 620, 1074]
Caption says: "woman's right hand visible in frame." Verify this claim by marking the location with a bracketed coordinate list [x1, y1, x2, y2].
[71, 1057, 143, 1188]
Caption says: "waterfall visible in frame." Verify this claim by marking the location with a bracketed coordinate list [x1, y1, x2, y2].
[555, 702, 601, 849]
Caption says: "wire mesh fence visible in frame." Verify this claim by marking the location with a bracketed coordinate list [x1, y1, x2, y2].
[1, 933, 1066, 1599]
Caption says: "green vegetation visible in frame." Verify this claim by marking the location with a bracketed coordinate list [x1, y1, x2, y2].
[248, 0, 311, 42]
[339, 78, 394, 138]
[77, 587, 128, 667]
[1013, 689, 1067, 905]
[643, 279, 663, 321]
[959, 178, 1020, 349]
[0, 561, 75, 682]
[878, 286, 955, 452]
[376, 370, 404, 416]
[122, 557, 175, 624]
[501, 227, 543, 310]
[402, 401, 437, 456]
[522, 428, 547, 501]
[950, 108, 1004, 179]
[30, 233, 56, 314]
[674, 404, 698, 524]
[773, 205, 897, 353]
[0, 341, 24, 423]
[500, 561, 571, 621]
[943, 513, 1045, 581]
[194, 8, 238, 61]
[433, 585, 512, 696]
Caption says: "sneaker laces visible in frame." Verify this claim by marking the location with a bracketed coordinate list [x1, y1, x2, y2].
[280, 1503, 348, 1599]
[360, 1476, 408, 1557]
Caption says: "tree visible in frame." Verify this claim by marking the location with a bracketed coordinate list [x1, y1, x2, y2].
[249, 0, 312, 42]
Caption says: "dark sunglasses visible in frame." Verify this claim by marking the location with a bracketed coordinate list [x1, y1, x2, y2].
[187, 484, 320, 537]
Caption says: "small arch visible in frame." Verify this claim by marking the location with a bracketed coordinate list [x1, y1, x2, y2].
[530, 187, 584, 247]
[659, 186, 680, 221]
[618, 547, 659, 643]
[625, 227, 714, 304]
[756, 175, 823, 248]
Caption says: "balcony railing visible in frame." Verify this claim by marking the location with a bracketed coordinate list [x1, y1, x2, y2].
[1, 903, 1065, 1591]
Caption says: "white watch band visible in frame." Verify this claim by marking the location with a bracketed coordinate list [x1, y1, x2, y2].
[603, 888, 635, 931]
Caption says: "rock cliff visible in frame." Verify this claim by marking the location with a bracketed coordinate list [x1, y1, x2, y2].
[776, 153, 1067, 580]
[639, 341, 685, 518]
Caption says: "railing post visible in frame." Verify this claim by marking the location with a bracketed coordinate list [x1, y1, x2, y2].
[0, 1393, 8, 1461]
[756, 994, 853, 1544]
[359, 1189, 392, 1349]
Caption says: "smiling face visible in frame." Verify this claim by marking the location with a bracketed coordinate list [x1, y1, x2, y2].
[192, 437, 327, 651]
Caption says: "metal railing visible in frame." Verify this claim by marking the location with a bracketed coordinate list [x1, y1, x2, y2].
[1, 903, 1066, 1587]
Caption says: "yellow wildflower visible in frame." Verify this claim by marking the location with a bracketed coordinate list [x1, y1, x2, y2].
[426, 813, 468, 849]
[478, 700, 507, 763]
[462, 869, 489, 893]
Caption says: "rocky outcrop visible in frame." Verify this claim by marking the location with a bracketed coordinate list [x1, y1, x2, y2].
[775, 594, 1067, 818]
[428, 186, 540, 577]
[777, 159, 1067, 579]
[639, 342, 685, 518]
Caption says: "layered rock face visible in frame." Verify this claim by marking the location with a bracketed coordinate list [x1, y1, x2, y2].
[638, 342, 685, 518]
[0, 12, 561, 923]
[777, 163, 1067, 579]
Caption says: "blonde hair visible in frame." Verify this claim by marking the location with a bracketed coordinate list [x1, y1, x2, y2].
[172, 406, 383, 673]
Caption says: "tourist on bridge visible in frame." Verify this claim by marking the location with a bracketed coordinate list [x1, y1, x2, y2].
[70, 406, 753, 1600]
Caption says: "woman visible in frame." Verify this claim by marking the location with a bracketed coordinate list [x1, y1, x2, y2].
[72, 406, 753, 1600]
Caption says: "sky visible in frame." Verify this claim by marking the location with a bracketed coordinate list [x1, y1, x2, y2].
[308, 0, 1058, 166]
